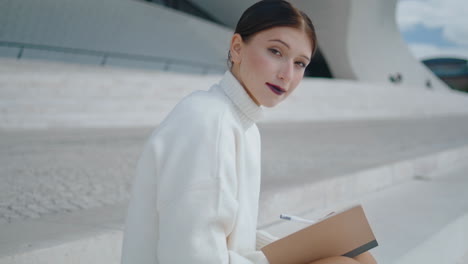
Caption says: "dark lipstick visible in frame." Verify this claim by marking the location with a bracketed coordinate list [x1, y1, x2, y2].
[266, 83, 286, 95]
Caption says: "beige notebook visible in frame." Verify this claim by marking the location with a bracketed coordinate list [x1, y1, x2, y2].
[261, 205, 378, 264]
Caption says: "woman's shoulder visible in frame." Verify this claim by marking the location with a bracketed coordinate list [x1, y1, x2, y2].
[177, 89, 232, 121]
[157, 88, 235, 132]
[179, 88, 230, 115]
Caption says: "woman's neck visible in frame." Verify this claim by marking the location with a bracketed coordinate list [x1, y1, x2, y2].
[229, 66, 261, 106]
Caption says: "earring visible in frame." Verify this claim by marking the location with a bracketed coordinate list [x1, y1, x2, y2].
[227, 50, 234, 68]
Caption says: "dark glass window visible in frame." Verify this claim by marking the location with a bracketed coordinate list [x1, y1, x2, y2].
[305, 48, 333, 78]
[144, 0, 222, 25]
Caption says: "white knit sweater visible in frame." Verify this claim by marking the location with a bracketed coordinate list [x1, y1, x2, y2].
[121, 71, 277, 264]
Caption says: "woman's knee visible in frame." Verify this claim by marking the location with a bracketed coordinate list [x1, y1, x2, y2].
[309, 256, 361, 264]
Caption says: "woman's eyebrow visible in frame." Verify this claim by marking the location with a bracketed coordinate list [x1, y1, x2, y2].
[269, 39, 290, 48]
[269, 39, 310, 62]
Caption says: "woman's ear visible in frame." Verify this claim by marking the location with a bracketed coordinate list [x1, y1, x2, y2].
[230, 33, 244, 64]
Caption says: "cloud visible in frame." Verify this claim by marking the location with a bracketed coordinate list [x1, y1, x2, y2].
[397, 0, 468, 46]
[408, 43, 468, 60]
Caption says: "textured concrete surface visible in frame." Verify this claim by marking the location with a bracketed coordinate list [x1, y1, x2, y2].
[0, 204, 125, 262]
[263, 164, 468, 264]
[3, 59, 468, 129]
[1, 155, 467, 263]
[459, 250, 468, 264]
[1, 115, 468, 224]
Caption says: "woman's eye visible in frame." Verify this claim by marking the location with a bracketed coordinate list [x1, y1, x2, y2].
[269, 48, 281, 56]
[296, 61, 307, 68]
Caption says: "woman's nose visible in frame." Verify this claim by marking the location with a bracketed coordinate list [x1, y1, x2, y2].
[277, 61, 293, 82]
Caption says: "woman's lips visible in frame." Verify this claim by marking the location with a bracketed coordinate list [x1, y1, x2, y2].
[266, 83, 286, 95]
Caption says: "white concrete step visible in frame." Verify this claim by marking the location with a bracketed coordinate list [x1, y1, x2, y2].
[0, 151, 467, 263]
[2, 58, 468, 128]
[0, 113, 165, 129]
[0, 71, 216, 99]
[0, 99, 169, 114]
[257, 143, 468, 226]
[0, 204, 125, 264]
[263, 165, 468, 264]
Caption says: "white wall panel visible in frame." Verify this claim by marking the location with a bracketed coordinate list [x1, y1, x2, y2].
[22, 49, 102, 65]
[0, 0, 231, 70]
[347, 0, 447, 89]
[0, 47, 18, 58]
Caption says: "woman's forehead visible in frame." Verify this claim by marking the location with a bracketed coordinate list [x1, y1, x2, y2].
[252, 27, 313, 56]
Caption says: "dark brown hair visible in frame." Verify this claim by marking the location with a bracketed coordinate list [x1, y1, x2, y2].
[229, 0, 317, 65]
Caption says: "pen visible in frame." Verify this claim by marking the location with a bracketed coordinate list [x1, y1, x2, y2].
[279, 214, 316, 224]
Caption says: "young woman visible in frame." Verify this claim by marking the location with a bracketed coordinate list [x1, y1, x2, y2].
[121, 1, 376, 263]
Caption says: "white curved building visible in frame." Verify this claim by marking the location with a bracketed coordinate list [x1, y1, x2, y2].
[0, 0, 448, 89]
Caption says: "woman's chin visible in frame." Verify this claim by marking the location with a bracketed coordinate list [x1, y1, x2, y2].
[261, 100, 282, 108]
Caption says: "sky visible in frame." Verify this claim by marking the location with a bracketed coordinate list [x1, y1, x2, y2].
[396, 0, 468, 60]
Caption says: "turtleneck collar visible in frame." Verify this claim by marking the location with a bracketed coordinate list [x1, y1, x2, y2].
[218, 71, 264, 128]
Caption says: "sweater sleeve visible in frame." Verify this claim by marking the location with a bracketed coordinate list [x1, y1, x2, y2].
[153, 98, 269, 264]
[157, 180, 269, 264]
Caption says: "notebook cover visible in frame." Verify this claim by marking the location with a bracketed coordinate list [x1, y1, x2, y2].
[261, 205, 378, 264]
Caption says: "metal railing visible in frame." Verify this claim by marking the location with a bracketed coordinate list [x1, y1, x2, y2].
[0, 41, 226, 75]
